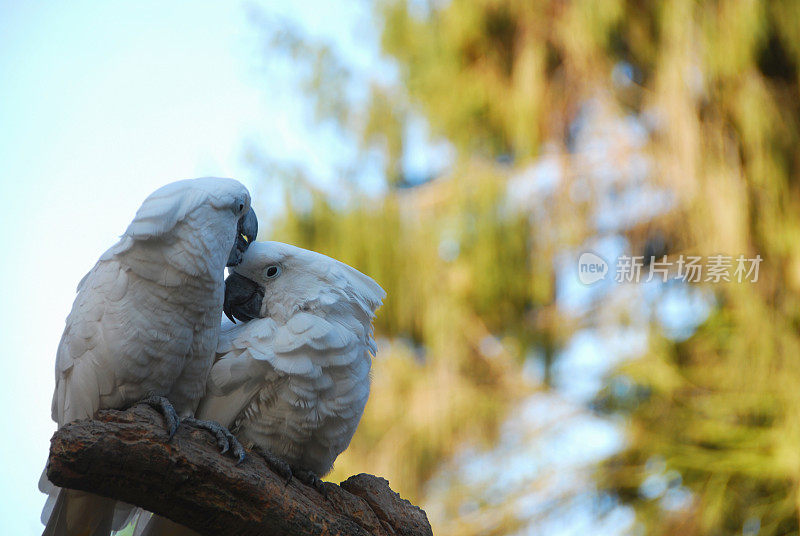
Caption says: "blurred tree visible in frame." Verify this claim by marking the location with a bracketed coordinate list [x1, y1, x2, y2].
[248, 0, 800, 534]
[247, 3, 578, 514]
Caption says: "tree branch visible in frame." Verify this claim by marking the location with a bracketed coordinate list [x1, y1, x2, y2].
[46, 405, 432, 536]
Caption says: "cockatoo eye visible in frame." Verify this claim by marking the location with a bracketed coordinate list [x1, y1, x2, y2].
[238, 202, 245, 213]
[264, 265, 281, 279]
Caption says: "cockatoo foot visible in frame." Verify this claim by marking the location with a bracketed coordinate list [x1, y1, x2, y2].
[183, 417, 246, 464]
[293, 467, 328, 498]
[252, 446, 293, 484]
[137, 395, 180, 439]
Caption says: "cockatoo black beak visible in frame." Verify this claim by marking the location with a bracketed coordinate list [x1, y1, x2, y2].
[223, 271, 265, 323]
[226, 207, 258, 267]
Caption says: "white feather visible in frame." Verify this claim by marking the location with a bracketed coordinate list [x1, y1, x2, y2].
[202, 241, 384, 474]
[136, 240, 385, 536]
[43, 177, 251, 536]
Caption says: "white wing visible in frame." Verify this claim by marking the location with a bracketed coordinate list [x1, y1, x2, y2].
[202, 310, 365, 417]
[198, 317, 280, 428]
[52, 261, 127, 425]
[199, 307, 371, 474]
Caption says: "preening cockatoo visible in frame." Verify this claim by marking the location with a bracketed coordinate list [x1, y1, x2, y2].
[136, 241, 385, 536]
[41, 177, 258, 536]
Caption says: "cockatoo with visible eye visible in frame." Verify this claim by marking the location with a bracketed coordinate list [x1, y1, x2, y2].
[40, 177, 258, 536]
[135, 241, 385, 536]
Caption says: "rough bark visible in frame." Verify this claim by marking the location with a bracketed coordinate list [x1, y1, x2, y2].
[46, 405, 432, 536]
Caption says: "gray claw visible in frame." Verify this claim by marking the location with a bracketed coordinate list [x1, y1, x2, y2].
[233, 443, 246, 466]
[252, 446, 293, 484]
[137, 395, 180, 439]
[293, 467, 328, 497]
[183, 417, 246, 463]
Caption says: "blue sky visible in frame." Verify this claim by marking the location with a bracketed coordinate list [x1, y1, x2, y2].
[0, 1, 369, 532]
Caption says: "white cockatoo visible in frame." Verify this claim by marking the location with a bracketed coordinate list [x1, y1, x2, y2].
[41, 177, 259, 536]
[135, 241, 385, 536]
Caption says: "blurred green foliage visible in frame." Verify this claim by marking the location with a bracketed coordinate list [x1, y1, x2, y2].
[252, 0, 800, 534]
[266, 168, 539, 500]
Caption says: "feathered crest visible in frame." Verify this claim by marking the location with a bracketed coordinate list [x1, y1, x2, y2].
[243, 241, 386, 320]
[102, 177, 248, 259]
